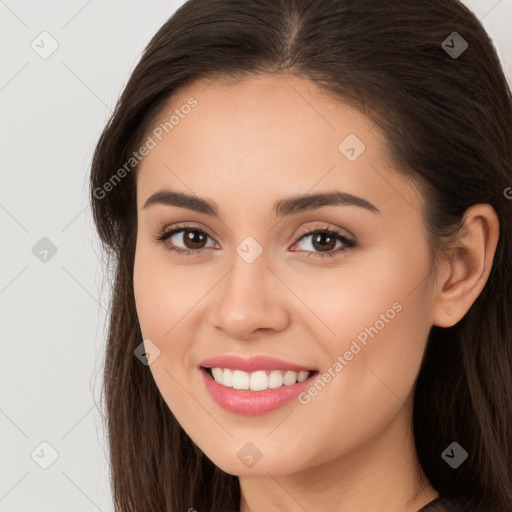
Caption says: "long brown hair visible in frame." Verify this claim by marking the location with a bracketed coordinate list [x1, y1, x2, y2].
[90, 1, 512, 510]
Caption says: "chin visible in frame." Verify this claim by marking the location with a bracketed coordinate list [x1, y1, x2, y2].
[203, 447, 303, 477]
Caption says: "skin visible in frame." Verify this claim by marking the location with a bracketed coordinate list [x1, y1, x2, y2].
[132, 74, 499, 512]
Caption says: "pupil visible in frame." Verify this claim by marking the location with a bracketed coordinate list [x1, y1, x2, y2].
[313, 233, 335, 251]
[185, 230, 206, 249]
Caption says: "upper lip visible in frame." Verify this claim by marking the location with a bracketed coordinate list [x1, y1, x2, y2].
[199, 355, 317, 373]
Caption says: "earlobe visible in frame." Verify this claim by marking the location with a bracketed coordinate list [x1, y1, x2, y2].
[431, 204, 500, 328]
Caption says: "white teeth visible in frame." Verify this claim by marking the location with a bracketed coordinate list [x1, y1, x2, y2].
[297, 371, 309, 382]
[208, 367, 312, 390]
[211, 367, 223, 383]
[232, 370, 250, 389]
[283, 370, 297, 385]
[268, 370, 284, 389]
[223, 368, 233, 387]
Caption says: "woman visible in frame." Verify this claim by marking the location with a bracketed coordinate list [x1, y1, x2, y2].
[90, 0, 512, 510]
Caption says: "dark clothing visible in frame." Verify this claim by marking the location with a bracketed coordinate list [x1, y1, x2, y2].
[416, 495, 496, 511]
[418, 498, 443, 511]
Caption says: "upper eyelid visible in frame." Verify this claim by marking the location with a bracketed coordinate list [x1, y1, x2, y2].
[162, 222, 216, 241]
[294, 224, 354, 241]
[160, 222, 355, 245]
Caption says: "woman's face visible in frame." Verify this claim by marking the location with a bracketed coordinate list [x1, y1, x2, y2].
[133, 74, 437, 476]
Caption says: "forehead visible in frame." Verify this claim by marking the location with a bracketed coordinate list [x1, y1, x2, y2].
[147, 73, 381, 158]
[135, 74, 420, 215]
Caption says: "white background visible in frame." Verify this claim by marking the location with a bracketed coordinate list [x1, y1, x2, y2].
[1, 1, 511, 510]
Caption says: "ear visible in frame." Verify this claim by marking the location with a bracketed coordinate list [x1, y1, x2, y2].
[431, 203, 500, 328]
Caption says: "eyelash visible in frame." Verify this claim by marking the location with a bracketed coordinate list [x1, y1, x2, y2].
[154, 223, 357, 259]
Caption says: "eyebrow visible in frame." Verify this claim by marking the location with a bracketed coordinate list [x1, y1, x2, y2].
[142, 189, 380, 217]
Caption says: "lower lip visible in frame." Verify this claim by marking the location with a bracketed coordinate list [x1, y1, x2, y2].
[199, 367, 318, 415]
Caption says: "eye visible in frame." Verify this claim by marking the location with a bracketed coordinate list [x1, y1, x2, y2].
[155, 224, 217, 257]
[290, 226, 356, 258]
[155, 223, 356, 258]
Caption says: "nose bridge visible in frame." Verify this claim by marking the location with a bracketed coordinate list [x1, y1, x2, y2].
[210, 238, 290, 338]
[222, 239, 272, 311]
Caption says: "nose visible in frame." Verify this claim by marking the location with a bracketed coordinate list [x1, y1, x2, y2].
[208, 250, 290, 341]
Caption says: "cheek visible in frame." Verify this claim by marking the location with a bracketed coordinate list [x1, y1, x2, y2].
[133, 246, 209, 439]
[288, 292, 432, 469]
[281, 239, 432, 355]
[300, 242, 433, 418]
[133, 244, 207, 338]
[344, 246, 432, 371]
[132, 245, 212, 407]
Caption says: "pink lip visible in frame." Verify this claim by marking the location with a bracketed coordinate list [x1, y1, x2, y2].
[199, 354, 316, 373]
[199, 367, 318, 415]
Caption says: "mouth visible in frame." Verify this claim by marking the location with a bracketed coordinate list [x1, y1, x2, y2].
[201, 366, 318, 391]
[199, 365, 320, 415]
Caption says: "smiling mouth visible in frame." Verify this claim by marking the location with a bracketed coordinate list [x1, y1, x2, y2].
[201, 366, 319, 391]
